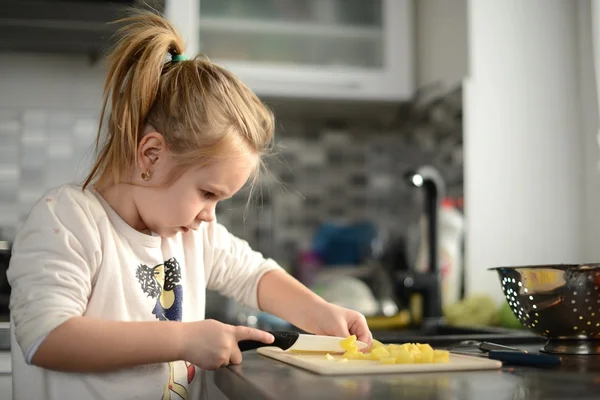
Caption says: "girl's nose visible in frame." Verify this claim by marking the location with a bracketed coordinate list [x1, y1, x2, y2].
[198, 205, 215, 223]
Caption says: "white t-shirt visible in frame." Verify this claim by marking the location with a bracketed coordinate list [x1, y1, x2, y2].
[7, 184, 282, 400]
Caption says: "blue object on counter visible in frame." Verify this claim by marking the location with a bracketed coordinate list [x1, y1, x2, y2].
[256, 312, 292, 330]
[311, 222, 377, 266]
[487, 351, 561, 367]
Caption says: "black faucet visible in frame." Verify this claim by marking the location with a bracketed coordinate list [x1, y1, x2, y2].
[399, 166, 445, 321]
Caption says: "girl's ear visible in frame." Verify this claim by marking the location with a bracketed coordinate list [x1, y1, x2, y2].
[137, 131, 168, 173]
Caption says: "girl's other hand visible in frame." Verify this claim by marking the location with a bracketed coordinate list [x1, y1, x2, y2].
[308, 303, 373, 348]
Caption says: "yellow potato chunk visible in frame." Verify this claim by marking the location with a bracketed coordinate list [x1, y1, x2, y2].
[391, 349, 415, 364]
[343, 351, 367, 360]
[371, 346, 391, 359]
[325, 353, 335, 361]
[416, 347, 434, 364]
[336, 336, 448, 365]
[379, 356, 396, 365]
[338, 358, 348, 363]
[433, 350, 450, 363]
[417, 343, 434, 352]
[340, 335, 358, 352]
[396, 343, 415, 353]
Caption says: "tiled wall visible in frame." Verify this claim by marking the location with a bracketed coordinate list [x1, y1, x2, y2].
[0, 109, 98, 239]
[0, 90, 463, 267]
[218, 124, 463, 264]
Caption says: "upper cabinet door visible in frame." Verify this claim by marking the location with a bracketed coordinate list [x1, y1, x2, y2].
[196, 0, 414, 101]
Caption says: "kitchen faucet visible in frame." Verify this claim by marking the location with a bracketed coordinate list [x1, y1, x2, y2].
[399, 165, 446, 322]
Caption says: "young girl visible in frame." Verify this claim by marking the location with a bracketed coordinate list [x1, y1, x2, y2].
[7, 9, 372, 400]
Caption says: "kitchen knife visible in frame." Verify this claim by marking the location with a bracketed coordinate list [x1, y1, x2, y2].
[238, 331, 368, 353]
[451, 350, 561, 367]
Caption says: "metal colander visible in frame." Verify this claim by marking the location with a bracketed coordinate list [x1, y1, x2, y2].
[490, 263, 600, 355]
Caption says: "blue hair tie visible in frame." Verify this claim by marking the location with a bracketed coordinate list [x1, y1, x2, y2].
[172, 54, 187, 62]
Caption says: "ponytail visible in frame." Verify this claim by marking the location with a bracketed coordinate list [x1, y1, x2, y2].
[83, 9, 185, 189]
[84, 10, 275, 193]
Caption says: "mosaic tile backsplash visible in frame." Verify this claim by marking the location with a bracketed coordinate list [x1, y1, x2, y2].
[0, 88, 464, 267]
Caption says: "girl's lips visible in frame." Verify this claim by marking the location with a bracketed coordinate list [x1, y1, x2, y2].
[181, 226, 189, 233]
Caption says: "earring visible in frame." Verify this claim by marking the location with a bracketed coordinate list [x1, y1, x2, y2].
[141, 170, 152, 181]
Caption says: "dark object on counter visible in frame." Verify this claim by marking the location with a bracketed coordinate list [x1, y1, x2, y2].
[491, 263, 600, 355]
[450, 349, 561, 367]
[400, 166, 445, 320]
[449, 339, 561, 367]
[451, 340, 528, 353]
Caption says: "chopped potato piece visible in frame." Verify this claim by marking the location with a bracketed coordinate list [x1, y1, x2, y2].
[325, 353, 335, 361]
[391, 349, 414, 364]
[396, 343, 414, 353]
[338, 358, 348, 363]
[335, 336, 449, 365]
[343, 351, 364, 360]
[371, 346, 391, 359]
[379, 356, 396, 365]
[340, 335, 358, 352]
[416, 347, 434, 363]
[417, 343, 434, 352]
[433, 350, 450, 363]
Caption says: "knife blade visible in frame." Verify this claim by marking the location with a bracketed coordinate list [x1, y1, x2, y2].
[238, 330, 368, 353]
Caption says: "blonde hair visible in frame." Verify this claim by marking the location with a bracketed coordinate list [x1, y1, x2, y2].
[83, 9, 274, 190]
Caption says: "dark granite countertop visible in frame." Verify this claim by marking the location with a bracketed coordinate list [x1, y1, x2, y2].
[214, 340, 600, 400]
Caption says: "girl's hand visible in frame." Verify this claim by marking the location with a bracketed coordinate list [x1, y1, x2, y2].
[308, 302, 373, 348]
[181, 319, 274, 370]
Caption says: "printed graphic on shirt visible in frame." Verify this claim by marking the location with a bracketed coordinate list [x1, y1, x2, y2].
[136, 257, 196, 400]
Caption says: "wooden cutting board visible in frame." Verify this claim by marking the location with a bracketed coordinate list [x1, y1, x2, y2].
[257, 347, 502, 375]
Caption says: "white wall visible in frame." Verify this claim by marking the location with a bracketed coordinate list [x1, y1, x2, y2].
[0, 53, 106, 110]
[578, 1, 600, 263]
[464, 0, 586, 303]
[0, 54, 105, 238]
[415, 0, 468, 89]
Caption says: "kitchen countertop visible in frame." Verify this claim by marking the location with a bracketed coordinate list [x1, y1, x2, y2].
[213, 341, 600, 400]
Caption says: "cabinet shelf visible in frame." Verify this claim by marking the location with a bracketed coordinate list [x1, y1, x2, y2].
[167, 0, 414, 101]
[200, 17, 381, 40]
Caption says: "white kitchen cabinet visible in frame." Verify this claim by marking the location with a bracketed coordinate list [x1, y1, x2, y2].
[168, 0, 414, 101]
[415, 0, 468, 89]
[0, 376, 10, 400]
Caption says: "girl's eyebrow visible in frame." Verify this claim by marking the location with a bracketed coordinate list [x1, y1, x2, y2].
[205, 185, 226, 196]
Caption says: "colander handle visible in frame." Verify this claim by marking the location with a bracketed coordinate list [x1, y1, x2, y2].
[487, 351, 561, 367]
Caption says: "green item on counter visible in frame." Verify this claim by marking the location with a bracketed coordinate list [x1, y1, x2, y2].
[498, 302, 523, 329]
[444, 295, 499, 327]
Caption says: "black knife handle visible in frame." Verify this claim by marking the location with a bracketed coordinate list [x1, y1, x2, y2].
[238, 330, 299, 352]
